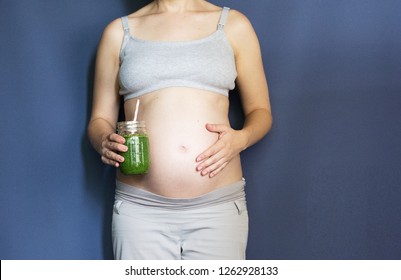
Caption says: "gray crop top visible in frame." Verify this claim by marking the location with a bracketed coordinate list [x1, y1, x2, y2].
[118, 7, 237, 101]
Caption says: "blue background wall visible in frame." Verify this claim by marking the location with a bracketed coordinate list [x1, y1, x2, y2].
[1, 0, 400, 260]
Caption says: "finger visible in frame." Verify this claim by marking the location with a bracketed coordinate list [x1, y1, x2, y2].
[196, 147, 217, 163]
[205, 123, 229, 134]
[102, 148, 125, 164]
[209, 162, 228, 178]
[101, 155, 120, 168]
[102, 134, 128, 153]
[200, 156, 227, 177]
[109, 133, 126, 144]
[197, 149, 225, 172]
[196, 141, 225, 162]
[107, 141, 128, 153]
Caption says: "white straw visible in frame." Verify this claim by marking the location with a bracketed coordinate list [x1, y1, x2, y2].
[133, 99, 140, 122]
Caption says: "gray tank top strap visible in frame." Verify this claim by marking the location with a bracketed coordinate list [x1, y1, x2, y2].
[120, 16, 130, 62]
[121, 16, 130, 34]
[217, 7, 230, 30]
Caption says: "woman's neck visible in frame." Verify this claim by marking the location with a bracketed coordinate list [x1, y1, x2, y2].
[153, 0, 205, 12]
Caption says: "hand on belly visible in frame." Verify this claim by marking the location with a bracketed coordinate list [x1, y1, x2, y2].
[195, 123, 243, 178]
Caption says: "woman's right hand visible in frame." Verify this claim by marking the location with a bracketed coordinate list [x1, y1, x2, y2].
[100, 133, 128, 167]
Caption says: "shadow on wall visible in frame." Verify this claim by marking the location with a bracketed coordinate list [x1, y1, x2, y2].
[81, 0, 153, 260]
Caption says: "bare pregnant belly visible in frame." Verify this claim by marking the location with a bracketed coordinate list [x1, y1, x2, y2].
[117, 88, 243, 198]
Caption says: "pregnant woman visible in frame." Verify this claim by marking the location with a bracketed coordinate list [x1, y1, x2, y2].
[88, 0, 272, 260]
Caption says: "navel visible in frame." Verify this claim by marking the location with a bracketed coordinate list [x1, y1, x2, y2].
[178, 145, 189, 153]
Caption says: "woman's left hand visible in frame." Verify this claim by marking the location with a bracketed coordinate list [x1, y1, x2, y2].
[196, 123, 248, 178]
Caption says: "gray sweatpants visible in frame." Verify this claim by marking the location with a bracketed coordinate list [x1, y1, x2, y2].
[112, 180, 248, 260]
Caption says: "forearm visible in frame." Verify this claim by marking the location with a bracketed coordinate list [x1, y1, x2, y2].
[240, 108, 272, 150]
[87, 118, 116, 154]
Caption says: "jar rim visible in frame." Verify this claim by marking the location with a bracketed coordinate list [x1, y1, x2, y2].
[117, 120, 145, 125]
[117, 120, 146, 133]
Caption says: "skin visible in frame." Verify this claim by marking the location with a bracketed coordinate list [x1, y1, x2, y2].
[87, 0, 272, 198]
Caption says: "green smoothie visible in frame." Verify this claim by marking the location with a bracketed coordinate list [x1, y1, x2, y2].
[119, 133, 150, 175]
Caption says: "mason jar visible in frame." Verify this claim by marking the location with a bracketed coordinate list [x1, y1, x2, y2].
[116, 121, 150, 175]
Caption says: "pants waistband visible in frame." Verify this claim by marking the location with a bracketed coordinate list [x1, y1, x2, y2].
[115, 179, 246, 210]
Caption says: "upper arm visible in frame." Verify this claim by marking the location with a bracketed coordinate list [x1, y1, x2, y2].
[90, 18, 124, 128]
[225, 10, 271, 117]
